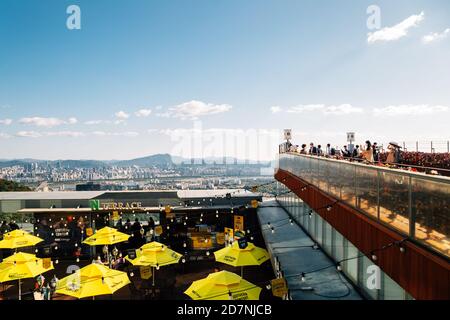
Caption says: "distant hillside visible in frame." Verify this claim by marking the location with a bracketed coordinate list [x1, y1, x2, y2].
[0, 159, 107, 169]
[111, 154, 173, 167]
[0, 179, 32, 191]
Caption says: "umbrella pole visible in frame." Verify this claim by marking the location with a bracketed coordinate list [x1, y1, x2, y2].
[18, 279, 21, 301]
[152, 267, 155, 286]
[241, 266, 243, 278]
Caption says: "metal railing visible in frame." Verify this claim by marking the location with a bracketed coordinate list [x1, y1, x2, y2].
[278, 153, 450, 259]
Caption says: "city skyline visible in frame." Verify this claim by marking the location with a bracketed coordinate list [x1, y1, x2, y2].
[1, 0, 450, 160]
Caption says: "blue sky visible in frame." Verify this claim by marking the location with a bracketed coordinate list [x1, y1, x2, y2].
[1, 0, 449, 160]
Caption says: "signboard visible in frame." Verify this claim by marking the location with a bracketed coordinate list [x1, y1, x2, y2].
[89, 200, 100, 211]
[284, 129, 292, 141]
[140, 266, 152, 280]
[271, 278, 288, 298]
[234, 215, 244, 232]
[237, 237, 248, 249]
[191, 235, 213, 249]
[101, 202, 143, 210]
[347, 132, 355, 143]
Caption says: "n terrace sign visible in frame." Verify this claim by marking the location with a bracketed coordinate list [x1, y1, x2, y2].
[89, 200, 143, 211]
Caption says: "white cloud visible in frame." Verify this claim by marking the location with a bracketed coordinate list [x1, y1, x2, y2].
[45, 131, 85, 137]
[422, 28, 450, 43]
[367, 11, 425, 44]
[286, 104, 363, 115]
[19, 117, 77, 127]
[0, 132, 11, 139]
[270, 106, 282, 114]
[373, 104, 449, 116]
[15, 131, 42, 138]
[0, 119, 12, 125]
[84, 120, 109, 125]
[67, 117, 78, 124]
[160, 100, 232, 120]
[114, 111, 130, 120]
[92, 131, 139, 137]
[135, 108, 152, 117]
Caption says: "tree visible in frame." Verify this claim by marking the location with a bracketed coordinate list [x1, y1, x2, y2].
[0, 179, 32, 192]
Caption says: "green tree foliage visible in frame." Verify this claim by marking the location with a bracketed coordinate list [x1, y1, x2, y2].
[0, 179, 32, 192]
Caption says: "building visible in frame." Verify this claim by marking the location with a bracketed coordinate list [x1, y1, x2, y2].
[275, 150, 450, 299]
[0, 189, 262, 260]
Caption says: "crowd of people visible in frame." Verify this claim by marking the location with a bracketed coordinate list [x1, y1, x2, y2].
[283, 140, 450, 176]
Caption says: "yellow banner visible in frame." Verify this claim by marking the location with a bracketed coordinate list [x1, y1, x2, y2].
[224, 227, 234, 240]
[140, 266, 152, 280]
[216, 232, 225, 245]
[85, 228, 94, 237]
[154, 225, 163, 236]
[43, 258, 52, 269]
[234, 215, 244, 232]
[271, 278, 288, 298]
[112, 211, 120, 221]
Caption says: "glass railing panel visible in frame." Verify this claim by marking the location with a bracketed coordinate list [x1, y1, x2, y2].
[355, 166, 379, 219]
[340, 162, 356, 206]
[412, 177, 450, 258]
[317, 158, 328, 191]
[379, 171, 410, 236]
[328, 160, 341, 199]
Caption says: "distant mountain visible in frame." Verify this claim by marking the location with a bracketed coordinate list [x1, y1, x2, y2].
[0, 153, 272, 169]
[111, 154, 173, 167]
[0, 159, 107, 169]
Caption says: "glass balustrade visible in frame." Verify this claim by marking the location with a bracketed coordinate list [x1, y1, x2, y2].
[278, 153, 450, 258]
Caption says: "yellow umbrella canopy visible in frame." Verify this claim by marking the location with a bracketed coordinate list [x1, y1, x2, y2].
[184, 270, 262, 300]
[0, 252, 54, 282]
[125, 241, 182, 267]
[214, 241, 270, 267]
[0, 229, 43, 249]
[83, 226, 130, 246]
[55, 263, 130, 299]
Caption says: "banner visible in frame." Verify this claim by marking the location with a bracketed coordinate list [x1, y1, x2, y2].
[216, 232, 225, 245]
[85, 228, 94, 237]
[154, 225, 163, 236]
[140, 266, 152, 280]
[271, 278, 288, 298]
[112, 211, 120, 221]
[43, 258, 52, 269]
[224, 227, 234, 241]
[234, 215, 244, 232]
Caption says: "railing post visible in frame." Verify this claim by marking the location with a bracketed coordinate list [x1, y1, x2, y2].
[408, 176, 415, 239]
[416, 141, 418, 152]
[447, 141, 449, 153]
[377, 170, 381, 221]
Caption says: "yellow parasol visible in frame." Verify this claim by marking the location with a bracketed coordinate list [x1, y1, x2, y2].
[83, 226, 130, 268]
[214, 241, 270, 276]
[55, 263, 130, 299]
[125, 241, 182, 286]
[0, 252, 54, 300]
[184, 270, 261, 300]
[0, 229, 43, 249]
[82, 226, 130, 246]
